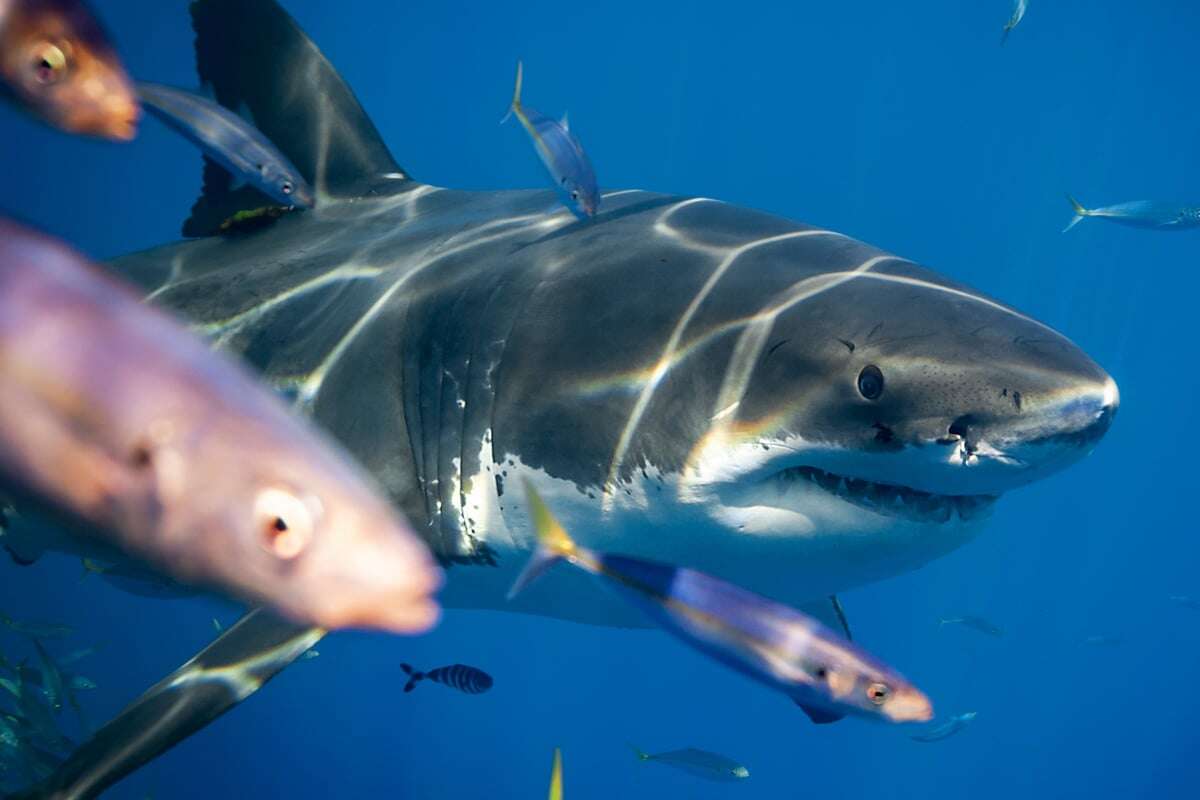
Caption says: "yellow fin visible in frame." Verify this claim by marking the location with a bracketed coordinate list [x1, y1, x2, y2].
[547, 748, 563, 800]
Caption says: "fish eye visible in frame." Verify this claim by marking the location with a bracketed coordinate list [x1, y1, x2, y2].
[866, 682, 891, 705]
[254, 487, 315, 560]
[570, 190, 579, 200]
[281, 182, 293, 194]
[31, 42, 67, 85]
[857, 365, 884, 400]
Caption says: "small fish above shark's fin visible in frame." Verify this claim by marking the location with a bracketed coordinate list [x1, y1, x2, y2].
[183, 0, 408, 236]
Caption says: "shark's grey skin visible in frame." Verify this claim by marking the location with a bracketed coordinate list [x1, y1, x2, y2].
[18, 0, 1118, 797]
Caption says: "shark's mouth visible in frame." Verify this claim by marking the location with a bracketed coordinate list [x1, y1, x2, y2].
[768, 465, 997, 524]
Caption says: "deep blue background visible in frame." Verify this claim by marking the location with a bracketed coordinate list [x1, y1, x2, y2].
[2, 0, 1199, 797]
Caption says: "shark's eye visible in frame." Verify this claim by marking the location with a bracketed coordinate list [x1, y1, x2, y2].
[857, 365, 884, 400]
[570, 190, 579, 200]
[866, 682, 890, 705]
[254, 487, 315, 560]
[31, 42, 67, 85]
[281, 182, 293, 195]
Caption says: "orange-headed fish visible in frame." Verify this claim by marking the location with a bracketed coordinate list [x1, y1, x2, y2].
[0, 0, 138, 139]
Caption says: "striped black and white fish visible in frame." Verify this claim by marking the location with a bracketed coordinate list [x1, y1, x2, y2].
[400, 663, 492, 695]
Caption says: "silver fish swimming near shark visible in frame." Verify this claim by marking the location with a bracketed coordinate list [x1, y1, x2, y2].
[137, 82, 314, 210]
[0, 613, 72, 641]
[0, 0, 138, 139]
[630, 745, 749, 782]
[0, 219, 441, 633]
[938, 615, 1004, 637]
[503, 61, 599, 218]
[1001, 0, 1028, 46]
[511, 483, 933, 725]
[18, 0, 1118, 795]
[1063, 195, 1200, 232]
[910, 711, 977, 743]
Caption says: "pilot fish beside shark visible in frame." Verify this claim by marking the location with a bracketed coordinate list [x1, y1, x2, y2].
[8, 0, 1118, 796]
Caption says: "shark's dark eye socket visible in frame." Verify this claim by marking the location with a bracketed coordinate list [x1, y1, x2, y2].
[857, 365, 884, 400]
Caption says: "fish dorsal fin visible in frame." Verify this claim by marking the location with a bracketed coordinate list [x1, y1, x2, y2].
[183, 0, 406, 236]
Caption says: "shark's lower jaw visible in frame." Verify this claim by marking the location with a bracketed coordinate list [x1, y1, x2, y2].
[765, 465, 998, 524]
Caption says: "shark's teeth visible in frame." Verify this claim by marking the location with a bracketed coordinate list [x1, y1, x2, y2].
[773, 466, 997, 524]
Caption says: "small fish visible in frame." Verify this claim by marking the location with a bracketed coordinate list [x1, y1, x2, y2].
[511, 483, 932, 724]
[79, 558, 195, 599]
[0, 0, 138, 139]
[547, 748, 562, 800]
[400, 662, 492, 695]
[0, 219, 441, 633]
[0, 613, 73, 640]
[1063, 195, 1200, 233]
[15, 667, 71, 754]
[137, 82, 314, 208]
[910, 711, 978, 743]
[29, 639, 64, 712]
[212, 618, 224, 633]
[67, 675, 94, 691]
[630, 745, 749, 782]
[56, 646, 99, 668]
[0, 677, 17, 698]
[938, 616, 1004, 637]
[1082, 635, 1121, 647]
[1170, 595, 1200, 610]
[1001, 0, 1028, 46]
[299, 649, 319, 661]
[502, 61, 599, 218]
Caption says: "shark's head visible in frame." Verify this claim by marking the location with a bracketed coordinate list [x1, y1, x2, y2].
[670, 257, 1117, 592]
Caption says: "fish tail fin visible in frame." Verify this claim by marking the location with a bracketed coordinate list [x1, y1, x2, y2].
[507, 481, 578, 600]
[401, 663, 423, 692]
[627, 743, 650, 761]
[500, 60, 524, 125]
[1063, 195, 1090, 232]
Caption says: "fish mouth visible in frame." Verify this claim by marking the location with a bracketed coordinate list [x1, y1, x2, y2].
[765, 464, 997, 524]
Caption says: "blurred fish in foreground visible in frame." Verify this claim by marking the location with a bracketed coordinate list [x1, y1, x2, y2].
[511, 483, 932, 724]
[1063, 195, 1200, 232]
[137, 82, 315, 208]
[547, 748, 562, 800]
[910, 711, 977, 743]
[400, 663, 492, 695]
[0, 219, 441, 633]
[1001, 0, 1027, 46]
[938, 615, 1004, 637]
[630, 745, 749, 782]
[0, 0, 137, 139]
[502, 61, 599, 218]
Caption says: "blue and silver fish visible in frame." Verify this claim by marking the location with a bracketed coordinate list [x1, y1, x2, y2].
[510, 483, 932, 725]
[910, 711, 977, 743]
[400, 663, 493, 695]
[1002, 0, 1028, 46]
[630, 745, 749, 782]
[136, 82, 314, 208]
[1064, 195, 1200, 232]
[502, 61, 599, 218]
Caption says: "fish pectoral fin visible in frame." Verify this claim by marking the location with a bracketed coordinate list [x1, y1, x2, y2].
[798, 596, 852, 641]
[794, 700, 846, 725]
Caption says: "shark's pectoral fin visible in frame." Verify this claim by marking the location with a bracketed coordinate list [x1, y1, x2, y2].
[16, 608, 323, 800]
[183, 0, 408, 237]
[798, 595, 853, 641]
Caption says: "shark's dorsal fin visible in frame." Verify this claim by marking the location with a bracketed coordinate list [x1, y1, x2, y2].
[183, 0, 407, 237]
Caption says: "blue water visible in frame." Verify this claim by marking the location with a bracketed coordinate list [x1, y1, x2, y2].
[2, 0, 1199, 797]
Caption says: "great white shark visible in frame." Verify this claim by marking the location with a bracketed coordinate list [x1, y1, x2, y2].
[10, 0, 1117, 796]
